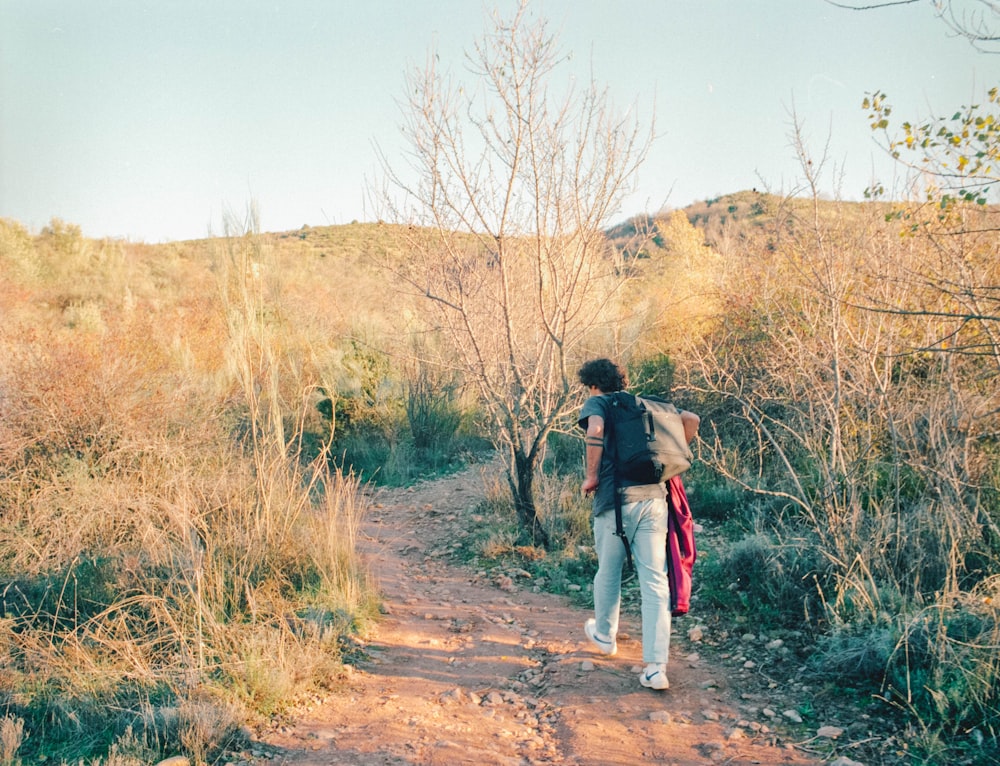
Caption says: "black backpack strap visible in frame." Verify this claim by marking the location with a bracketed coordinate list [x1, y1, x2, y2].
[607, 392, 635, 576]
[614, 484, 636, 576]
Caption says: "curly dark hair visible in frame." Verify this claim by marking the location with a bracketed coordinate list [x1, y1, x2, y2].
[577, 358, 628, 393]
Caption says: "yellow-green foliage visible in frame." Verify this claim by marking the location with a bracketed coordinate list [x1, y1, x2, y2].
[618, 209, 723, 357]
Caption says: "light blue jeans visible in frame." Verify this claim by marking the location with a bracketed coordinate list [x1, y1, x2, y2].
[592, 498, 671, 664]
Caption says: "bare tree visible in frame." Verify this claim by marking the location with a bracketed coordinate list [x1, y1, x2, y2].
[374, 4, 652, 545]
[825, 0, 1000, 52]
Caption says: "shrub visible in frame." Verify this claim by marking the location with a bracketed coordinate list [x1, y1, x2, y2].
[405, 363, 463, 455]
[700, 529, 821, 628]
[534, 471, 593, 552]
[681, 465, 741, 522]
[629, 353, 675, 396]
[885, 578, 1000, 736]
[811, 620, 898, 683]
[542, 429, 583, 476]
[318, 353, 488, 486]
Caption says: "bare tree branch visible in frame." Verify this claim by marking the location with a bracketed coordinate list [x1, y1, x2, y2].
[825, 0, 920, 8]
[826, 0, 1000, 51]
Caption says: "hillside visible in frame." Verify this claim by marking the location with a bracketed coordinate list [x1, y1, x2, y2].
[0, 189, 997, 765]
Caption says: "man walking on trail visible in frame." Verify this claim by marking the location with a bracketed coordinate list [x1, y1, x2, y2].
[576, 358, 700, 691]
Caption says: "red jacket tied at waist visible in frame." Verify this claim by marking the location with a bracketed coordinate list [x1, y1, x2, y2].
[666, 475, 696, 617]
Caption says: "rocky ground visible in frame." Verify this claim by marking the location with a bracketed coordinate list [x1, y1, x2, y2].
[244, 461, 904, 766]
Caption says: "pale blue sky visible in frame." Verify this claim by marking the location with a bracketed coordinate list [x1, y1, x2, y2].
[0, 0, 994, 243]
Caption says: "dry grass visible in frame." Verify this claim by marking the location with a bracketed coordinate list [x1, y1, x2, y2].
[0, 217, 379, 763]
[0, 715, 25, 766]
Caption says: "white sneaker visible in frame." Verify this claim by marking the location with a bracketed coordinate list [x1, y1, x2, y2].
[640, 663, 669, 690]
[584, 618, 617, 656]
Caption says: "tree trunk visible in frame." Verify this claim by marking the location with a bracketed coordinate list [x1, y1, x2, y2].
[509, 450, 549, 549]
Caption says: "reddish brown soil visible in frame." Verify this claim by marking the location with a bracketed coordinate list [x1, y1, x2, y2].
[259, 463, 824, 766]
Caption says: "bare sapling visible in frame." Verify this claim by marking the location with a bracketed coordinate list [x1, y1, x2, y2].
[373, 4, 653, 545]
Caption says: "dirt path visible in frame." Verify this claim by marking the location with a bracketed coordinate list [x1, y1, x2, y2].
[260, 462, 823, 766]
